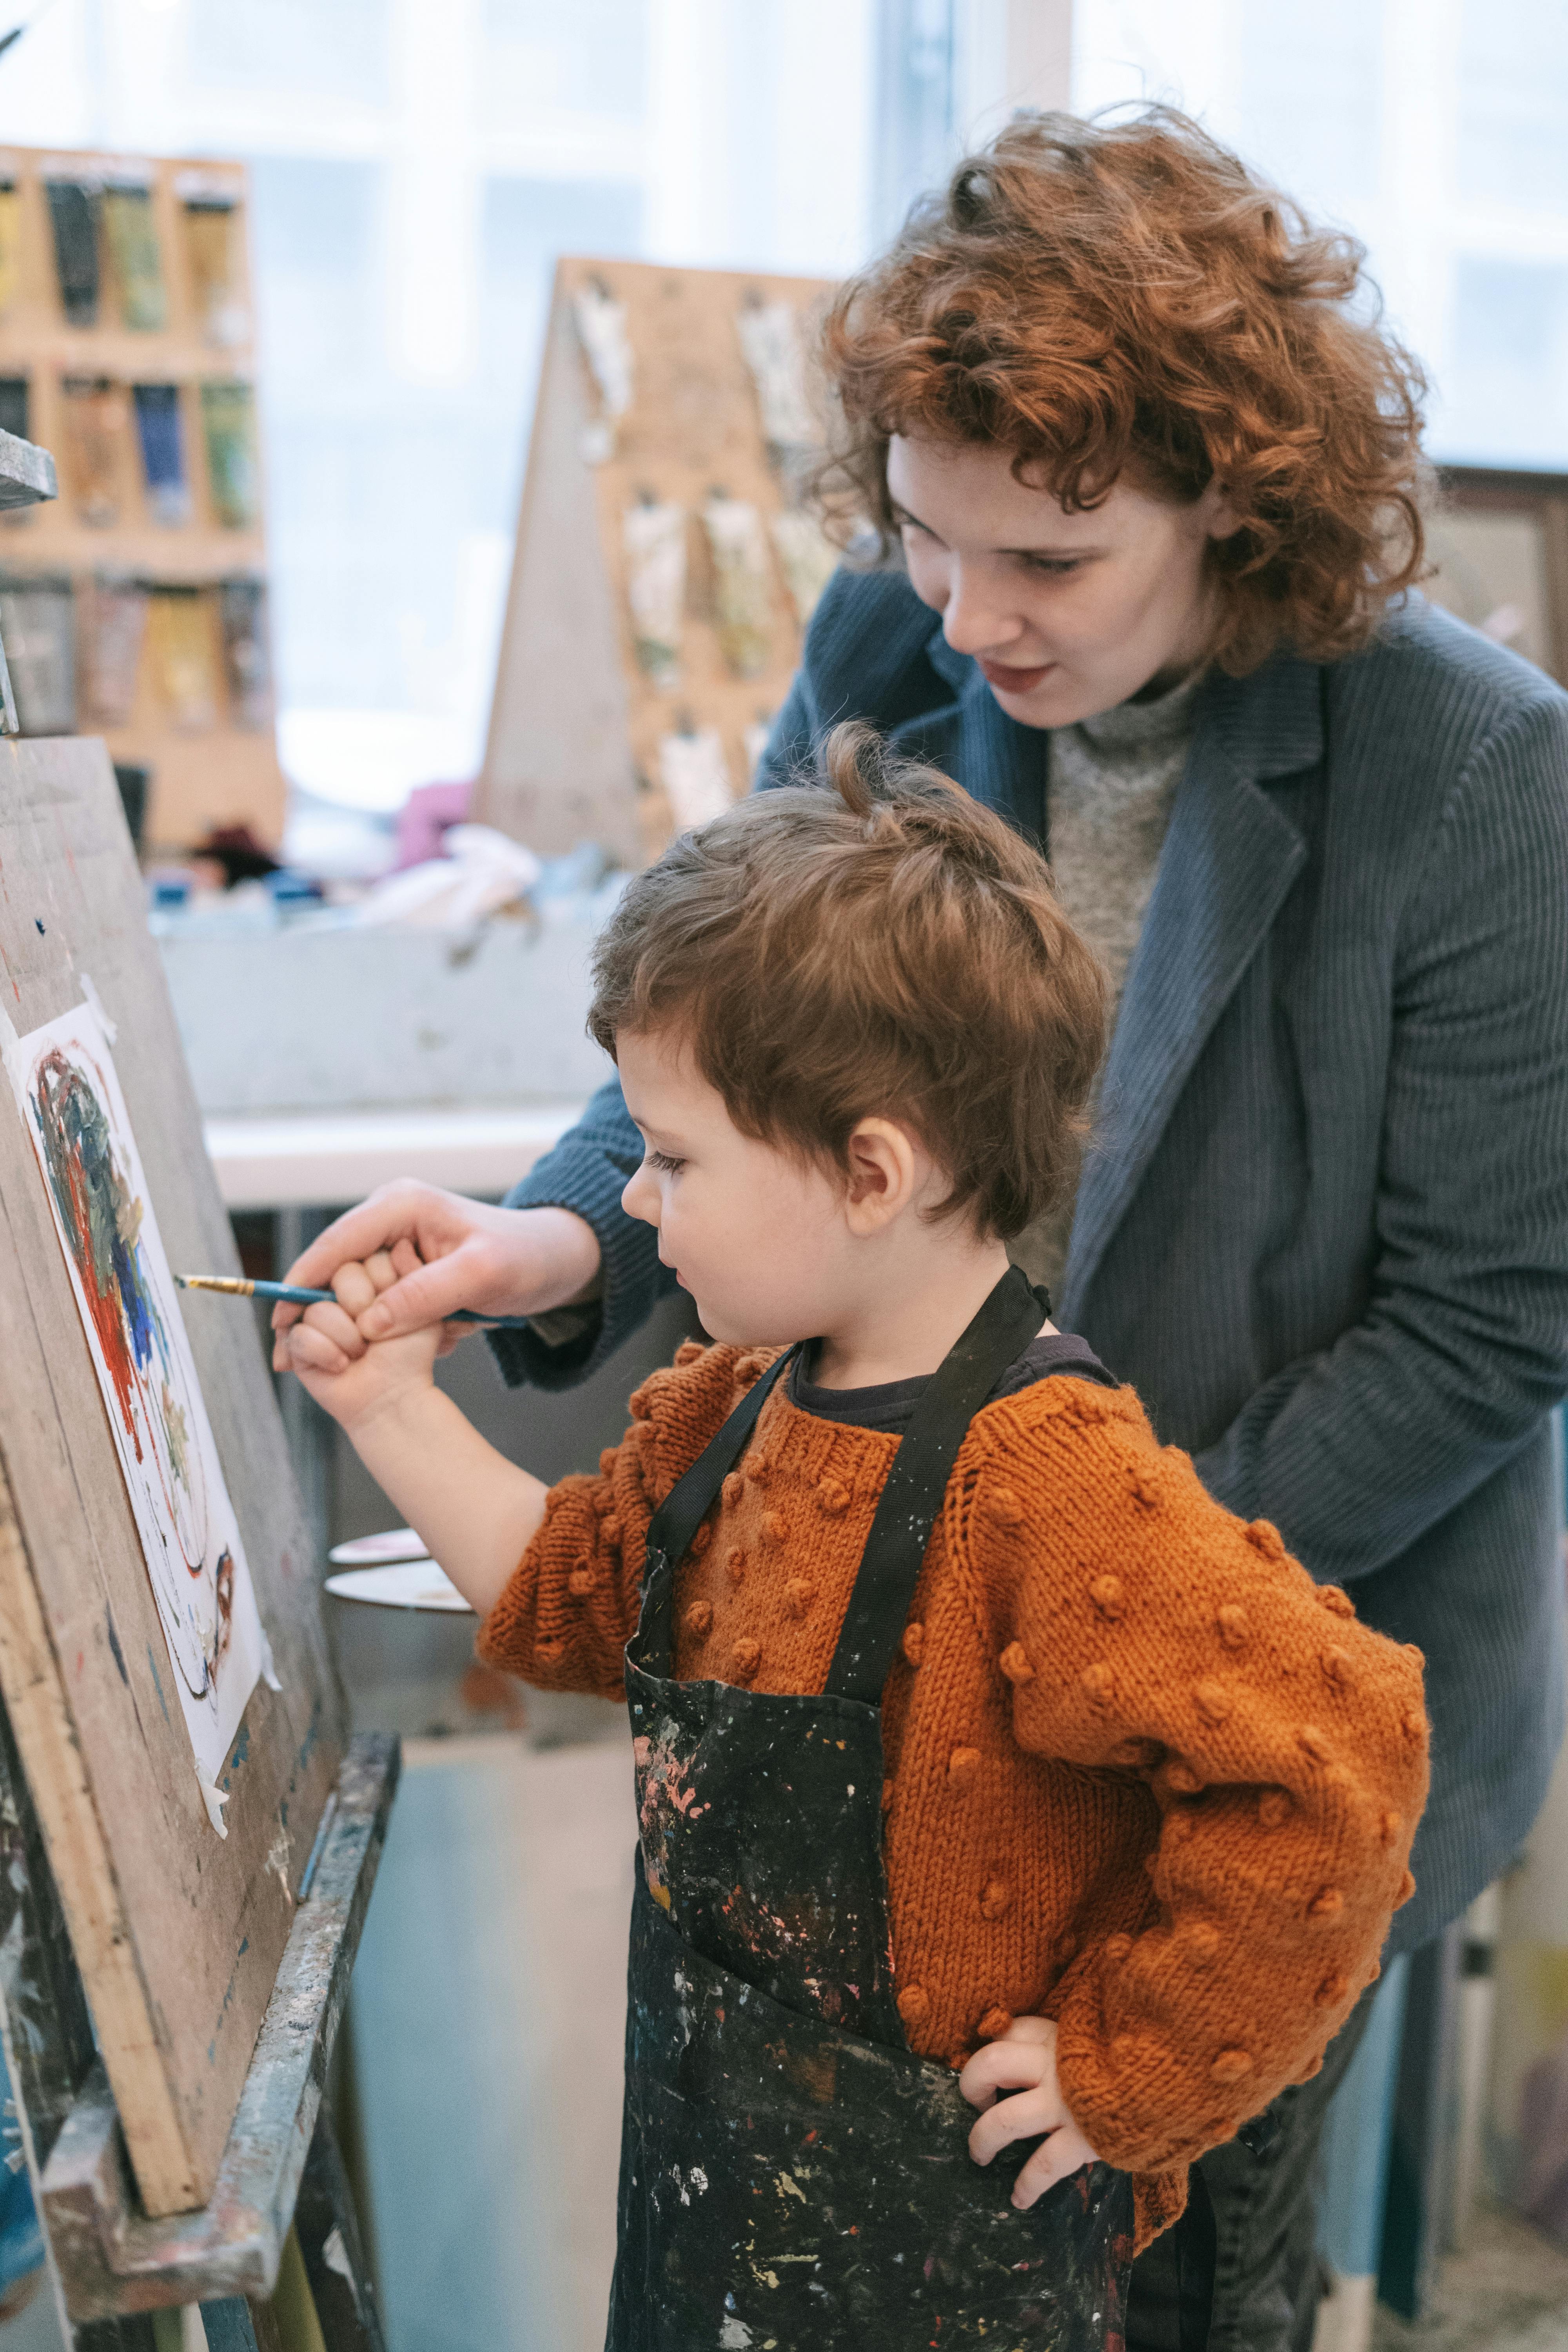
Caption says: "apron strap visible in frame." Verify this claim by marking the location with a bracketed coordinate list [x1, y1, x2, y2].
[825, 1264, 1045, 1706]
[643, 1342, 801, 1581]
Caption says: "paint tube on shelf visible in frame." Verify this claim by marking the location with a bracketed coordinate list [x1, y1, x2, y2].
[180, 192, 249, 348]
[78, 576, 149, 729]
[45, 178, 101, 326]
[0, 377, 27, 442]
[145, 586, 220, 730]
[102, 178, 167, 332]
[0, 380, 31, 538]
[0, 178, 20, 321]
[218, 578, 272, 729]
[0, 577, 76, 733]
[737, 294, 818, 495]
[769, 510, 840, 632]
[60, 376, 132, 529]
[199, 380, 259, 528]
[132, 384, 191, 525]
[702, 493, 772, 679]
[658, 722, 734, 833]
[624, 496, 686, 689]
[574, 276, 633, 463]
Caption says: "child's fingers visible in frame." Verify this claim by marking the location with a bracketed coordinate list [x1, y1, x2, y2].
[301, 1298, 367, 1361]
[361, 1249, 402, 1296]
[390, 1237, 424, 1280]
[1008, 2122, 1098, 2210]
[959, 2038, 1049, 2111]
[967, 2085, 1060, 2168]
[330, 1262, 379, 1318]
[280, 1319, 353, 1377]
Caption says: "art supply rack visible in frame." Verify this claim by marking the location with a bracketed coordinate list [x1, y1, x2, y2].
[0, 144, 284, 857]
[477, 256, 840, 866]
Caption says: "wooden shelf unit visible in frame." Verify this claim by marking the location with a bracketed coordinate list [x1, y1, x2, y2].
[0, 145, 284, 855]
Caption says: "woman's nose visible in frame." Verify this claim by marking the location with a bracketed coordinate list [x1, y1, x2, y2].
[940, 560, 1025, 658]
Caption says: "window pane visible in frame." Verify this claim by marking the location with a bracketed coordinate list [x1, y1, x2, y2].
[481, 0, 648, 128]
[1444, 258, 1568, 465]
[1457, 0, 1568, 214]
[187, 0, 391, 107]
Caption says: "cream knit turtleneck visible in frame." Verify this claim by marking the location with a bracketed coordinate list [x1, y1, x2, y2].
[1010, 670, 1202, 1299]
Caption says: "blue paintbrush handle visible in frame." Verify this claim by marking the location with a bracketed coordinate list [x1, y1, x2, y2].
[178, 1274, 535, 1328]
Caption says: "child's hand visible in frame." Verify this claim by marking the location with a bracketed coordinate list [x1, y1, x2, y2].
[271, 1243, 440, 1434]
[960, 2017, 1101, 2208]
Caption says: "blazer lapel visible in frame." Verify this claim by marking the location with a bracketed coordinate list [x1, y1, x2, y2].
[922, 628, 1048, 842]
[1061, 654, 1321, 1320]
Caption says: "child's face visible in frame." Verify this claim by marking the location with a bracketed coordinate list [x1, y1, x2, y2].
[617, 1026, 885, 1347]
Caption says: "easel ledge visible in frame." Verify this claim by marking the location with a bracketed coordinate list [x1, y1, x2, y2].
[38, 1733, 398, 2328]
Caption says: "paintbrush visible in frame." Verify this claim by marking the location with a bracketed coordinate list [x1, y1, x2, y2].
[174, 1274, 535, 1328]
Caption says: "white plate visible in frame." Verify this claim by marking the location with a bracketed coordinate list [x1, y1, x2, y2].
[328, 1527, 432, 1567]
[324, 1563, 474, 1614]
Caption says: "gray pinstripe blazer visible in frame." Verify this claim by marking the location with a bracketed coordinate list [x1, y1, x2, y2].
[503, 568, 1568, 1953]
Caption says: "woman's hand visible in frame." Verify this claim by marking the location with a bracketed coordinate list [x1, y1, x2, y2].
[270, 1182, 603, 1355]
[272, 1244, 440, 1434]
[960, 2017, 1100, 2209]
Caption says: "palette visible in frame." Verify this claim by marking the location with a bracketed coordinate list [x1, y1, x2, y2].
[324, 1562, 473, 1615]
[327, 1527, 430, 1567]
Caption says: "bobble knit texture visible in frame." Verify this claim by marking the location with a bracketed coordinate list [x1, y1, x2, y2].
[479, 1339, 1429, 2250]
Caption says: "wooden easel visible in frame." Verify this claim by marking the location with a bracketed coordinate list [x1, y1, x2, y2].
[1, 1718, 397, 2351]
[0, 434, 396, 2348]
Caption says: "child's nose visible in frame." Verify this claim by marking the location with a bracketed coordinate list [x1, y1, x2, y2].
[621, 1167, 659, 1227]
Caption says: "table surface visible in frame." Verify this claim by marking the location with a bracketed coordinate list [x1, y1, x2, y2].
[203, 1101, 587, 1209]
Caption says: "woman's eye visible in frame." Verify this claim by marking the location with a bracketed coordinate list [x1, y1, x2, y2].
[648, 1151, 685, 1175]
[1024, 555, 1081, 577]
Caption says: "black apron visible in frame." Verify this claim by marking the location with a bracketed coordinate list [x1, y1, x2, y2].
[609, 1267, 1135, 2351]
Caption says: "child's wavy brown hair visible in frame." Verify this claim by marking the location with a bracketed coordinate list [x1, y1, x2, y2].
[588, 724, 1107, 1240]
[818, 107, 1428, 675]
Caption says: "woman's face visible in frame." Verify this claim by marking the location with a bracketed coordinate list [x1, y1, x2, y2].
[886, 434, 1238, 728]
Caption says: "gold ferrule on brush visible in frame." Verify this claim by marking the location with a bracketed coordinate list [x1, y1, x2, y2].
[176, 1275, 254, 1297]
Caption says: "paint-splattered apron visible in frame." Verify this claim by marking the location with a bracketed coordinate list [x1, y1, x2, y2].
[610, 1266, 1134, 2352]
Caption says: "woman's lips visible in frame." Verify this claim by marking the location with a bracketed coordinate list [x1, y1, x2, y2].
[977, 654, 1054, 693]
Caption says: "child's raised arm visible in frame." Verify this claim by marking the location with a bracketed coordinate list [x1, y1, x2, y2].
[273, 1245, 547, 1620]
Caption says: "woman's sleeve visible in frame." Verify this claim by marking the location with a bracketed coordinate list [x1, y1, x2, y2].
[486, 1072, 675, 1392]
[1193, 697, 1568, 1581]
[982, 1392, 1429, 2176]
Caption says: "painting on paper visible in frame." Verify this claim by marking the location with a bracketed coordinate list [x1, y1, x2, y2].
[3, 997, 266, 1825]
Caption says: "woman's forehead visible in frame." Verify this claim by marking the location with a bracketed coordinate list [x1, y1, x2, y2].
[886, 434, 1158, 547]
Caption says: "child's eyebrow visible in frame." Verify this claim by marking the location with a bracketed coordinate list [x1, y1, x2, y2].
[625, 1107, 685, 1147]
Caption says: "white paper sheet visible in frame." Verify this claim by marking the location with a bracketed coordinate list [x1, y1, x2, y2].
[4, 997, 266, 1829]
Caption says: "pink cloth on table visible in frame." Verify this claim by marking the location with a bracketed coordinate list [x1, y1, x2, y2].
[392, 781, 472, 871]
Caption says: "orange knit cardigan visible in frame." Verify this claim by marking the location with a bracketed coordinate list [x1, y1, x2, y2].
[479, 1338, 1429, 2248]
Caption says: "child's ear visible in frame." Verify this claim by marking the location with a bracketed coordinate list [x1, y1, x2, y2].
[842, 1119, 918, 1233]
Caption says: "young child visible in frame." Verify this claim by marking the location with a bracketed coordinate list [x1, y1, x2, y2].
[277, 726, 1428, 2352]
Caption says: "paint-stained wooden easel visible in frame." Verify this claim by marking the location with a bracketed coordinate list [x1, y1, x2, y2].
[0, 433, 397, 2350]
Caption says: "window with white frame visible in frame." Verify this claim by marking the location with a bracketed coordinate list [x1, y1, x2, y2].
[1073, 0, 1568, 470]
[0, 0, 878, 813]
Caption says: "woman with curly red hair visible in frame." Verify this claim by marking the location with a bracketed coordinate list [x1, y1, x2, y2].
[287, 110, 1568, 2350]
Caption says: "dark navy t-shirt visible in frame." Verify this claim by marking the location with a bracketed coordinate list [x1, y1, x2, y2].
[788, 1331, 1116, 1435]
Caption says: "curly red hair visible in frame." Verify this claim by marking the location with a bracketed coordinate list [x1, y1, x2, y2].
[818, 107, 1428, 675]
